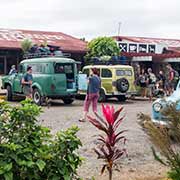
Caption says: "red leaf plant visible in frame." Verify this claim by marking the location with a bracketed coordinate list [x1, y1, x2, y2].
[87, 104, 127, 180]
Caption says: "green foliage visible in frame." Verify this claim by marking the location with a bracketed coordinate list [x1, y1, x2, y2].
[21, 39, 32, 53]
[86, 37, 120, 60]
[138, 103, 180, 180]
[0, 100, 82, 180]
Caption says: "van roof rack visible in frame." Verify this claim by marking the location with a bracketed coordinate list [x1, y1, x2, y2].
[23, 52, 71, 59]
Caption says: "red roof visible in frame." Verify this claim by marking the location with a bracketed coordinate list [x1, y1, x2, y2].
[113, 36, 180, 47]
[0, 28, 87, 53]
[114, 36, 180, 58]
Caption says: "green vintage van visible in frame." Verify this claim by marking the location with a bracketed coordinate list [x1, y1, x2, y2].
[1, 57, 79, 105]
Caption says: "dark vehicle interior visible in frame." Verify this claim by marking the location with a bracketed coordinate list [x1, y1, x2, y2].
[54, 63, 75, 89]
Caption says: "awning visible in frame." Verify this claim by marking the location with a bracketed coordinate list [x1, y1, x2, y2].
[131, 56, 152, 62]
[163, 58, 180, 62]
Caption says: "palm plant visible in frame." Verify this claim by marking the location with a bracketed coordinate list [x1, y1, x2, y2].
[21, 39, 32, 53]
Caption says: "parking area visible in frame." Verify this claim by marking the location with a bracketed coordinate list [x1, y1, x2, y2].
[37, 98, 167, 180]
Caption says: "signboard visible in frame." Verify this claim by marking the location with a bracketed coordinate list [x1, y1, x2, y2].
[119, 42, 156, 54]
[148, 44, 156, 53]
[129, 44, 137, 53]
[0, 30, 65, 44]
[139, 44, 147, 53]
[119, 43, 127, 52]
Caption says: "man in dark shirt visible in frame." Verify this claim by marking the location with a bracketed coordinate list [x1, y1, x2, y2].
[21, 66, 33, 99]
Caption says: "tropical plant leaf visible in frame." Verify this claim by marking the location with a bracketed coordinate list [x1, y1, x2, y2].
[113, 117, 124, 131]
[87, 116, 108, 133]
[101, 164, 107, 175]
[113, 107, 123, 122]
[114, 136, 126, 144]
[151, 147, 167, 166]
[115, 130, 128, 139]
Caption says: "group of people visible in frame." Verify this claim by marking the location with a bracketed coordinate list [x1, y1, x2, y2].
[138, 64, 179, 101]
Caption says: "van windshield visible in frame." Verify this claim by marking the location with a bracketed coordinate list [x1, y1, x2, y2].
[54, 63, 73, 74]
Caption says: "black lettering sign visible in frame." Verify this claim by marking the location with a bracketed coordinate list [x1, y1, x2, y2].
[139, 44, 147, 53]
[148, 44, 156, 53]
[119, 43, 127, 52]
[129, 44, 137, 53]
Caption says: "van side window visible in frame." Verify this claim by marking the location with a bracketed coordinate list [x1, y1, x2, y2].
[101, 69, 112, 78]
[19, 65, 23, 73]
[30, 64, 44, 74]
[116, 70, 132, 76]
[83, 69, 89, 77]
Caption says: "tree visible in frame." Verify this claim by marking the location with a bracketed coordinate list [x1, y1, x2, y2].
[21, 39, 32, 53]
[86, 37, 120, 60]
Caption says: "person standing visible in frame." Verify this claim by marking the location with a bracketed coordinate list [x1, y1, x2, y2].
[147, 68, 156, 102]
[8, 65, 16, 75]
[79, 68, 101, 122]
[21, 66, 33, 99]
[157, 70, 166, 90]
[139, 69, 148, 98]
[166, 64, 179, 94]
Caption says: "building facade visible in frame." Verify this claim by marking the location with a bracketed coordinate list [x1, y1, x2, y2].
[0, 29, 87, 75]
[113, 36, 180, 74]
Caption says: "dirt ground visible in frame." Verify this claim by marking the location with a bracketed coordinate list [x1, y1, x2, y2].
[39, 98, 169, 180]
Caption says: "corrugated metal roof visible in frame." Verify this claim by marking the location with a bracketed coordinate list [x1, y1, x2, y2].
[114, 36, 180, 57]
[114, 36, 180, 47]
[0, 28, 87, 52]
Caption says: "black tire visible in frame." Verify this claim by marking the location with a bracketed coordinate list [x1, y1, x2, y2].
[117, 95, 126, 102]
[33, 88, 42, 105]
[116, 78, 129, 93]
[98, 89, 106, 102]
[63, 98, 74, 104]
[6, 85, 13, 101]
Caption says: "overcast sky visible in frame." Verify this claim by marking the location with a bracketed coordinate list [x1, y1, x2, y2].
[1, 0, 180, 40]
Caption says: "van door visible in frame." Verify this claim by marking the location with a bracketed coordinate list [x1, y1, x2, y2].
[53, 63, 67, 93]
[13, 64, 24, 93]
[101, 68, 113, 93]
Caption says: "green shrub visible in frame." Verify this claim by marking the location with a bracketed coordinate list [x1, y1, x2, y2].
[0, 100, 82, 180]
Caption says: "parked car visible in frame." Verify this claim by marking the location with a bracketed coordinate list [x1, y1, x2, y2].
[1, 57, 79, 105]
[152, 81, 180, 126]
[78, 65, 136, 102]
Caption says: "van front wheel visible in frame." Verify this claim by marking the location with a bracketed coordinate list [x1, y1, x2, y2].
[33, 88, 42, 105]
[63, 98, 74, 104]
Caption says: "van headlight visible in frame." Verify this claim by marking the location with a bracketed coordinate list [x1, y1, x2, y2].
[153, 103, 162, 112]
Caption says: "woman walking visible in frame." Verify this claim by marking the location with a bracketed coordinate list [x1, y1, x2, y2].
[79, 68, 101, 122]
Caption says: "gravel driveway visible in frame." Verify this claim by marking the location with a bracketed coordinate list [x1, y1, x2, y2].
[39, 99, 168, 180]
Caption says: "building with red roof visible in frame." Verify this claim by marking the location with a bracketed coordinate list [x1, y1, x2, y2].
[0, 28, 87, 74]
[113, 36, 180, 73]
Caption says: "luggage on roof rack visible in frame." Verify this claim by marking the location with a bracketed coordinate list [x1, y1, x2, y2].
[23, 44, 71, 59]
[90, 56, 127, 65]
